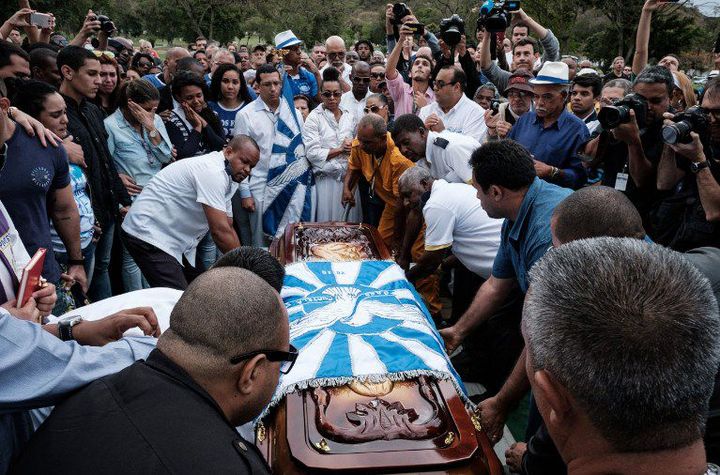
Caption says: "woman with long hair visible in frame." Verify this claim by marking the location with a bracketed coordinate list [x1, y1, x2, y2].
[207, 63, 253, 141]
[12, 80, 96, 313]
[165, 71, 225, 159]
[104, 79, 173, 291]
[303, 67, 361, 222]
[94, 51, 121, 115]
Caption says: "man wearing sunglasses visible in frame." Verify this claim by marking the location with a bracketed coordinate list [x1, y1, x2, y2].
[320, 36, 351, 92]
[340, 61, 372, 135]
[14, 267, 289, 474]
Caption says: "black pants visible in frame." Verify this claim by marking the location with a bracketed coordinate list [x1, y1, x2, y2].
[121, 230, 203, 290]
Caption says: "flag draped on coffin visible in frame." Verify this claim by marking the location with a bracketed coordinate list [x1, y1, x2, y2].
[260, 260, 468, 417]
[261, 70, 314, 238]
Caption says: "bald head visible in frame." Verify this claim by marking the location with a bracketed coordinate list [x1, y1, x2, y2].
[325, 36, 346, 69]
[165, 47, 191, 79]
[158, 267, 285, 377]
[551, 186, 646, 246]
[325, 35, 346, 50]
[352, 60, 370, 76]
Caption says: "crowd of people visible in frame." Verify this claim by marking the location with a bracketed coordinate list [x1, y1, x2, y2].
[1, 0, 720, 473]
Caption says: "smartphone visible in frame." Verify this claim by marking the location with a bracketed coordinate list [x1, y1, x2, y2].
[404, 22, 425, 36]
[30, 12, 51, 29]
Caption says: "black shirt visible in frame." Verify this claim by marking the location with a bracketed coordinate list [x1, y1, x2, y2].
[12, 349, 271, 475]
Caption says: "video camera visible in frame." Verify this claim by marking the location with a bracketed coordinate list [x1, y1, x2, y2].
[662, 106, 711, 145]
[477, 0, 520, 33]
[597, 93, 648, 130]
[439, 14, 465, 48]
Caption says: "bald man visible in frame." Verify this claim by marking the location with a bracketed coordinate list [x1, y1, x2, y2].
[341, 61, 373, 135]
[143, 46, 190, 90]
[321, 35, 351, 91]
[14, 267, 290, 474]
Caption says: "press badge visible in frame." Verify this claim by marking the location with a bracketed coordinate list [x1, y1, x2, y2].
[615, 172, 629, 191]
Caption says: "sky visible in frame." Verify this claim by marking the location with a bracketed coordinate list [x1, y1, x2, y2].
[695, 0, 720, 16]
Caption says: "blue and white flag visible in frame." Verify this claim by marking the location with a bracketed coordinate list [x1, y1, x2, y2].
[261, 260, 468, 416]
[262, 71, 314, 238]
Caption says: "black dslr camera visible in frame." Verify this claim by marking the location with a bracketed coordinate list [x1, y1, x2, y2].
[662, 106, 710, 145]
[477, 0, 520, 33]
[597, 93, 648, 130]
[90, 14, 115, 34]
[490, 99, 502, 114]
[439, 14, 465, 48]
[392, 3, 410, 25]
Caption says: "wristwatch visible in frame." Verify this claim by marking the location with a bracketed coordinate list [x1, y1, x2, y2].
[148, 128, 159, 139]
[690, 160, 710, 174]
[58, 315, 84, 341]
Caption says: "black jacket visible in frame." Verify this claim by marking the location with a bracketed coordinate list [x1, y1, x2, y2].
[11, 349, 271, 475]
[62, 94, 131, 228]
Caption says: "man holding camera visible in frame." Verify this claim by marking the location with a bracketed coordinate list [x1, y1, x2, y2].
[479, 8, 560, 93]
[485, 68, 534, 139]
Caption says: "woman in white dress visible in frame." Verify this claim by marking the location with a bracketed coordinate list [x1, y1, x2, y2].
[303, 67, 361, 222]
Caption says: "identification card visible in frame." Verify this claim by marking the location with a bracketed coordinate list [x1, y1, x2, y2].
[615, 172, 629, 192]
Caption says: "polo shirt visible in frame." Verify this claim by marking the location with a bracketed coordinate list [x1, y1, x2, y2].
[420, 131, 478, 183]
[423, 180, 502, 279]
[418, 94, 488, 143]
[507, 109, 589, 189]
[492, 177, 572, 292]
[121, 152, 237, 266]
[385, 72, 435, 116]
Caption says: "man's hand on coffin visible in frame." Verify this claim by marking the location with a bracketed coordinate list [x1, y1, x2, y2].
[439, 325, 464, 355]
[477, 395, 509, 445]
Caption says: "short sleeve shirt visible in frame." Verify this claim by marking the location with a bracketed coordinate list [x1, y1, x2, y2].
[421, 131, 478, 184]
[491, 177, 572, 292]
[0, 126, 70, 283]
[122, 152, 238, 265]
[348, 134, 413, 206]
[287, 68, 318, 99]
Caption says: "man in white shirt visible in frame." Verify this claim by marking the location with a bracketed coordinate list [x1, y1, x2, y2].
[399, 167, 502, 283]
[391, 113, 478, 184]
[419, 66, 488, 143]
[319, 36, 351, 92]
[339, 61, 372, 136]
[121, 135, 260, 289]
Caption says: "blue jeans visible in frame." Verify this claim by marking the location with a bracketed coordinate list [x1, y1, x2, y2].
[88, 220, 114, 301]
[197, 232, 220, 271]
[121, 244, 149, 292]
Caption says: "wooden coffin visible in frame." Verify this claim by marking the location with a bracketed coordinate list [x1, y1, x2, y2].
[264, 222, 503, 474]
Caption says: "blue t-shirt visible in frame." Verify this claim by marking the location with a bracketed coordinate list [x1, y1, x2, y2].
[50, 164, 94, 252]
[142, 73, 165, 90]
[491, 177, 572, 293]
[287, 68, 318, 98]
[208, 101, 248, 141]
[0, 127, 70, 283]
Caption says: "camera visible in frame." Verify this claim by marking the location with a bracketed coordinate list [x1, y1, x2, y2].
[97, 14, 115, 34]
[439, 14, 465, 48]
[477, 0, 520, 33]
[597, 93, 648, 130]
[392, 3, 410, 25]
[662, 106, 710, 145]
[490, 99, 502, 114]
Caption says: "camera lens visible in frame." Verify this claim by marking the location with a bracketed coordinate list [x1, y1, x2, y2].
[598, 106, 622, 129]
[662, 121, 691, 145]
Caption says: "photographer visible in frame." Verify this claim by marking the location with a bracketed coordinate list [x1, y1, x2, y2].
[69, 10, 111, 52]
[485, 68, 534, 139]
[432, 15, 481, 99]
[384, 3, 441, 80]
[386, 20, 435, 117]
[652, 78, 720, 250]
[479, 8, 560, 93]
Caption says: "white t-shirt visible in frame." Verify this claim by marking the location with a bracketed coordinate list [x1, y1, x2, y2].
[122, 152, 237, 265]
[320, 63, 351, 84]
[0, 201, 29, 301]
[419, 94, 488, 143]
[339, 90, 372, 136]
[423, 180, 502, 279]
[420, 131, 479, 184]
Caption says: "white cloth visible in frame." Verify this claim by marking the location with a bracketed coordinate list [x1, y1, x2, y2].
[505, 51, 513, 68]
[0, 201, 29, 301]
[419, 94, 488, 143]
[122, 152, 237, 265]
[302, 104, 361, 222]
[55, 287, 182, 335]
[420, 131, 478, 184]
[339, 90, 371, 136]
[320, 63, 351, 84]
[233, 97, 281, 202]
[423, 180, 502, 279]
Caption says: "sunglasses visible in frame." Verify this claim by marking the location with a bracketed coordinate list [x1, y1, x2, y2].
[321, 91, 342, 98]
[327, 52, 345, 59]
[229, 344, 298, 374]
[92, 50, 116, 59]
[507, 91, 530, 99]
[364, 104, 387, 114]
[433, 80, 457, 89]
[352, 76, 371, 84]
[370, 72, 385, 79]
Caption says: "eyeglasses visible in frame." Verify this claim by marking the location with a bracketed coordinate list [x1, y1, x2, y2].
[321, 91, 342, 98]
[352, 76, 371, 84]
[229, 344, 298, 374]
[327, 52, 345, 59]
[507, 91, 529, 99]
[364, 104, 387, 114]
[92, 50, 115, 59]
[370, 72, 385, 80]
[433, 80, 457, 90]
